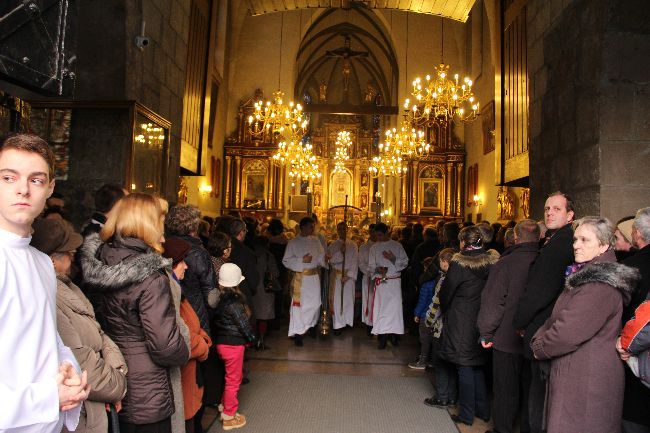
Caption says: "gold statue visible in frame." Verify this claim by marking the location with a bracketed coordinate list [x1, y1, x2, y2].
[319, 80, 327, 103]
[497, 186, 515, 220]
[364, 81, 376, 104]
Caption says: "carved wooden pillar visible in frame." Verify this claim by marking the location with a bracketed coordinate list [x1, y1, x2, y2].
[401, 166, 408, 214]
[278, 165, 285, 211]
[267, 163, 275, 209]
[456, 163, 464, 217]
[354, 163, 360, 208]
[234, 156, 242, 209]
[224, 155, 232, 208]
[411, 161, 419, 214]
[445, 162, 453, 216]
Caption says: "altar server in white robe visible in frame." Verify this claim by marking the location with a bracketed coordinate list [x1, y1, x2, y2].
[283, 216, 325, 346]
[358, 224, 376, 331]
[369, 222, 409, 349]
[327, 222, 359, 334]
[0, 134, 89, 433]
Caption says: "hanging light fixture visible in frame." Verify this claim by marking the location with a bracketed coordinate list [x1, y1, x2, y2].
[368, 138, 408, 178]
[383, 119, 430, 159]
[403, 18, 479, 125]
[247, 13, 309, 140]
[332, 130, 352, 174]
[287, 142, 321, 180]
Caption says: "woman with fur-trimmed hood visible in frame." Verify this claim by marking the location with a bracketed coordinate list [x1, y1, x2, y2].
[438, 225, 499, 426]
[531, 217, 640, 433]
[80, 193, 189, 432]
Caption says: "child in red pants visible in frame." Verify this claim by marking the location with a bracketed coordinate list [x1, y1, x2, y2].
[213, 263, 258, 430]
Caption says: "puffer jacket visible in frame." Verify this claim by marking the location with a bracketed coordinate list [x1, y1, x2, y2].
[438, 249, 500, 366]
[80, 234, 190, 425]
[212, 291, 257, 346]
[56, 276, 127, 433]
[167, 235, 216, 336]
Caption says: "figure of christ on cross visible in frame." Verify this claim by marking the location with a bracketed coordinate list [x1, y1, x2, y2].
[326, 35, 369, 92]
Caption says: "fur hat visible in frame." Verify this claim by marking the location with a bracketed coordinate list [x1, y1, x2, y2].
[618, 220, 634, 244]
[31, 218, 83, 255]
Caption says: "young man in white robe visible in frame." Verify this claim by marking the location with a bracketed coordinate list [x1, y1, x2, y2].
[0, 133, 90, 433]
[327, 222, 358, 335]
[368, 222, 409, 349]
[283, 216, 325, 346]
[357, 223, 376, 333]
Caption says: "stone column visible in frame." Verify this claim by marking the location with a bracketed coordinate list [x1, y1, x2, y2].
[224, 155, 232, 209]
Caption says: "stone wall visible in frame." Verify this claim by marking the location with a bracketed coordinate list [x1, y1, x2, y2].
[528, 0, 650, 221]
[56, 0, 192, 226]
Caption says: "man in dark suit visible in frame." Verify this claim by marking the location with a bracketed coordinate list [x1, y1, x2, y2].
[513, 192, 575, 433]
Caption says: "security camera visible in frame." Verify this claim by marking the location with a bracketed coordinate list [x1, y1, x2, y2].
[135, 36, 150, 49]
[135, 21, 149, 50]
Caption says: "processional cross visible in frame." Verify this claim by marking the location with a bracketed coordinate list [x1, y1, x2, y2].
[326, 35, 369, 92]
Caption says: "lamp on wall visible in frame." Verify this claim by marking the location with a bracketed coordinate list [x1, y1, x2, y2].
[472, 194, 482, 207]
[199, 183, 213, 195]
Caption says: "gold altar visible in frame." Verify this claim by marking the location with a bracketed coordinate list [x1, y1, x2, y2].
[222, 91, 466, 225]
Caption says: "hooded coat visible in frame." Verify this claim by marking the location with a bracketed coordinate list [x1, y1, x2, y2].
[438, 249, 500, 366]
[80, 234, 190, 425]
[56, 276, 127, 433]
[531, 250, 640, 433]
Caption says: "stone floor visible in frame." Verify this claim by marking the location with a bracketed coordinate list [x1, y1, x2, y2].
[205, 322, 495, 433]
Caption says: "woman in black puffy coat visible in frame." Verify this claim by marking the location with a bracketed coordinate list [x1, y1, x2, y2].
[438, 225, 499, 427]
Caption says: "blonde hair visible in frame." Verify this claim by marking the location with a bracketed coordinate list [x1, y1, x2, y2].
[100, 193, 168, 253]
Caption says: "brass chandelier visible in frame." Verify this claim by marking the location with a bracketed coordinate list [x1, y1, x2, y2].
[246, 13, 308, 141]
[403, 18, 479, 126]
[287, 142, 321, 180]
[383, 119, 430, 159]
[332, 130, 352, 174]
[368, 139, 408, 178]
[247, 90, 308, 139]
[404, 66, 479, 125]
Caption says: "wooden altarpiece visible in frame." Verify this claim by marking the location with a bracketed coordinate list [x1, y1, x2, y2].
[398, 120, 465, 223]
[222, 90, 286, 219]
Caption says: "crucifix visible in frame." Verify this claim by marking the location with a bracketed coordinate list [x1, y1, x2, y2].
[326, 35, 369, 92]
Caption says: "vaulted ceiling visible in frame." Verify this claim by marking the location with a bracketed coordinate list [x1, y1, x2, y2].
[245, 0, 479, 23]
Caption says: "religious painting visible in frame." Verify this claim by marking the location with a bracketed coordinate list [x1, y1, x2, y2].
[330, 169, 353, 207]
[419, 179, 442, 212]
[482, 100, 495, 154]
[360, 193, 368, 209]
[361, 171, 369, 186]
[242, 159, 267, 209]
[211, 157, 221, 198]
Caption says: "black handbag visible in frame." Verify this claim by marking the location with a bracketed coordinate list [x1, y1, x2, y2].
[264, 273, 283, 293]
[107, 403, 120, 433]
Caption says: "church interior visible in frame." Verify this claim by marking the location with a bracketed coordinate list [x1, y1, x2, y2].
[2, 0, 647, 228]
[1, 1, 650, 432]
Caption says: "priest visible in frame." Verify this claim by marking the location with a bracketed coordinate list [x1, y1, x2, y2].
[358, 223, 376, 333]
[327, 221, 359, 335]
[368, 222, 409, 349]
[283, 216, 325, 346]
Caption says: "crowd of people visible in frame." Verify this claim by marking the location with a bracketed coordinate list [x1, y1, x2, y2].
[1, 132, 649, 433]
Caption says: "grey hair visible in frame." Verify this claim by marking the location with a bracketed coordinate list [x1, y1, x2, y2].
[634, 207, 650, 242]
[229, 218, 246, 237]
[572, 216, 615, 247]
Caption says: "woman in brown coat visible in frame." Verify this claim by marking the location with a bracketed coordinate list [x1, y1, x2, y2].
[531, 217, 640, 433]
[31, 218, 128, 433]
[80, 194, 190, 433]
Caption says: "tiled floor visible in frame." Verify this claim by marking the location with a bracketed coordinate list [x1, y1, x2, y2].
[232, 322, 494, 433]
